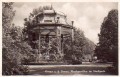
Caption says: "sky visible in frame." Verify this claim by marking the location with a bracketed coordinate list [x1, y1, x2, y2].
[12, 2, 118, 44]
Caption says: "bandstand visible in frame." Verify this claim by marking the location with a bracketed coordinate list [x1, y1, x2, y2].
[26, 9, 74, 63]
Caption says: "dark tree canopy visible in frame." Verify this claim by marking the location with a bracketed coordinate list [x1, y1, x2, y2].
[95, 9, 118, 63]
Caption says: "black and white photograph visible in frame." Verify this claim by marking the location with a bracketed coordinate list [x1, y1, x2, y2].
[2, 1, 118, 75]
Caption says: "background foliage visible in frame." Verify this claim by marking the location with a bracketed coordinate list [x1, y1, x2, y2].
[2, 2, 33, 75]
[95, 9, 118, 63]
[95, 9, 118, 74]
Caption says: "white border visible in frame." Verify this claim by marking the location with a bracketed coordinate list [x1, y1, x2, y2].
[0, 0, 119, 77]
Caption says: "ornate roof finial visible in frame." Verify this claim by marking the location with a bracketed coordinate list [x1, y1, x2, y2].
[50, 3, 56, 13]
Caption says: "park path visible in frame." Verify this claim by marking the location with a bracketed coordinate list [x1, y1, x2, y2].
[27, 62, 113, 75]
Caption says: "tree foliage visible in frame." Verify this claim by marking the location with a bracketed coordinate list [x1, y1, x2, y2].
[63, 28, 95, 62]
[2, 2, 32, 75]
[95, 9, 118, 63]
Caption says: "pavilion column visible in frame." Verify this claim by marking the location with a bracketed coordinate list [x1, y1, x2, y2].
[38, 26, 41, 62]
[56, 26, 62, 60]
[61, 34, 64, 56]
[71, 21, 74, 57]
[71, 21, 74, 42]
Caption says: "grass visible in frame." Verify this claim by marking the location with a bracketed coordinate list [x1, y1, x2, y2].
[27, 63, 117, 75]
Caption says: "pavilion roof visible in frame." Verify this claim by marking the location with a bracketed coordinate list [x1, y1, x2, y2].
[43, 10, 55, 14]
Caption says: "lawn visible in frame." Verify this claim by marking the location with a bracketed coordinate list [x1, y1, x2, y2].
[27, 62, 116, 75]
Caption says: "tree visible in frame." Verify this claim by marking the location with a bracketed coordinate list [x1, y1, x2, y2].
[95, 9, 118, 64]
[63, 28, 95, 63]
[2, 2, 32, 75]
